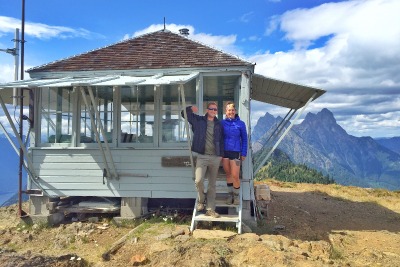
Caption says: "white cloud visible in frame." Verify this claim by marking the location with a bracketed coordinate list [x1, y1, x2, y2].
[248, 35, 261, 41]
[129, 24, 240, 55]
[259, 0, 400, 87]
[250, 0, 400, 137]
[0, 63, 15, 83]
[240, 12, 255, 23]
[0, 16, 103, 40]
[340, 110, 400, 137]
[132, 23, 193, 37]
[0, 60, 34, 83]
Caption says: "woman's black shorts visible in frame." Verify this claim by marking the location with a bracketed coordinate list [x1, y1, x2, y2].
[224, 151, 240, 160]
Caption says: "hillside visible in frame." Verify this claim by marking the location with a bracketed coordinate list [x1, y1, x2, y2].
[254, 149, 335, 184]
[1, 181, 400, 266]
[376, 137, 400, 155]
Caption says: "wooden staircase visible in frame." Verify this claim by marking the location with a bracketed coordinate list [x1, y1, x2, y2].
[190, 180, 243, 234]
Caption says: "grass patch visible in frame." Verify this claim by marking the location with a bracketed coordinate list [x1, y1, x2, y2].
[215, 245, 232, 257]
[16, 221, 50, 232]
[330, 247, 344, 260]
[114, 218, 141, 228]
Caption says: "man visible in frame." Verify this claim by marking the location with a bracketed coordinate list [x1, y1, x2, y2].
[182, 102, 224, 218]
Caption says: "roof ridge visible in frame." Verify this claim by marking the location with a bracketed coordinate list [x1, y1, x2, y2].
[167, 30, 253, 65]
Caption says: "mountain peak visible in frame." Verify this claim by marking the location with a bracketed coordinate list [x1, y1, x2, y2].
[251, 112, 282, 142]
[318, 108, 336, 123]
[299, 108, 349, 139]
[303, 108, 336, 125]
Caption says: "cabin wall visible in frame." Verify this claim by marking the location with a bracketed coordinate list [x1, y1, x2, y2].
[26, 68, 255, 203]
[30, 148, 196, 199]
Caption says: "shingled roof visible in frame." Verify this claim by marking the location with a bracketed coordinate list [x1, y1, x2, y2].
[28, 30, 253, 73]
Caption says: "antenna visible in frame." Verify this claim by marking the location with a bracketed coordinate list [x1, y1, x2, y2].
[164, 17, 166, 30]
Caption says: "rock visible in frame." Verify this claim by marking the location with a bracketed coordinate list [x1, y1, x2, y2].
[171, 228, 185, 238]
[234, 233, 261, 242]
[130, 254, 148, 266]
[260, 234, 293, 251]
[155, 233, 172, 240]
[192, 229, 236, 239]
[241, 222, 253, 233]
[272, 225, 286, 232]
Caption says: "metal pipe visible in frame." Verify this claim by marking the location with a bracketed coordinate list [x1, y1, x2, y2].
[87, 86, 118, 179]
[262, 108, 294, 149]
[79, 87, 112, 182]
[18, 0, 26, 217]
[13, 28, 20, 106]
[0, 94, 37, 179]
[253, 92, 318, 175]
[0, 121, 37, 184]
[180, 85, 195, 180]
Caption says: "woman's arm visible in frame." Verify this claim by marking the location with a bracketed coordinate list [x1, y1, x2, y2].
[240, 121, 248, 157]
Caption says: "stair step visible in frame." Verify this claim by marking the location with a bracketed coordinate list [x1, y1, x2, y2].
[191, 181, 243, 234]
[215, 199, 239, 208]
[193, 214, 239, 223]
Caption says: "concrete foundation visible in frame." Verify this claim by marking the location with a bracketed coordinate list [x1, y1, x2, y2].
[22, 213, 65, 226]
[28, 195, 64, 226]
[119, 197, 148, 218]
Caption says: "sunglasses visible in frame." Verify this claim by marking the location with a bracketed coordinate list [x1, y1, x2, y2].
[207, 108, 218, 111]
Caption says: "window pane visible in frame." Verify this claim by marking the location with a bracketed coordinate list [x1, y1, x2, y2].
[203, 75, 239, 119]
[120, 85, 154, 143]
[161, 80, 196, 143]
[40, 87, 74, 144]
[80, 87, 114, 143]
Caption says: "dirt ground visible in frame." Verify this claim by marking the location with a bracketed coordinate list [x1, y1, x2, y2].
[1, 181, 400, 266]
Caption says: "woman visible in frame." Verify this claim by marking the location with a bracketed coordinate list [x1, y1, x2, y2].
[221, 102, 248, 205]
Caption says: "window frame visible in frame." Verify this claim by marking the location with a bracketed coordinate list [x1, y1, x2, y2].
[38, 86, 77, 147]
[77, 86, 117, 148]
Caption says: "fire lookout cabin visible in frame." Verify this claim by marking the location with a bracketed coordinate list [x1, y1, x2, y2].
[0, 29, 325, 233]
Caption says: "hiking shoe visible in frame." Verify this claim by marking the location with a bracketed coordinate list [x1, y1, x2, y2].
[233, 194, 240, 205]
[205, 209, 220, 218]
[226, 194, 233, 205]
[196, 203, 205, 212]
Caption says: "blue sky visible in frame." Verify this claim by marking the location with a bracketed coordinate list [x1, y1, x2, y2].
[1, 0, 399, 138]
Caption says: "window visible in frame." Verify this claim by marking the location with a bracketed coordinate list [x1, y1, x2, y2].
[79, 87, 114, 144]
[203, 75, 239, 119]
[161, 82, 196, 144]
[120, 85, 155, 144]
[120, 80, 196, 146]
[40, 87, 74, 144]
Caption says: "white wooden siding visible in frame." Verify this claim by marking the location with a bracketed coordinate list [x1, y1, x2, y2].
[30, 148, 196, 199]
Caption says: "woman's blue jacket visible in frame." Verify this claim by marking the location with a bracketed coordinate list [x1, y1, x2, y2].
[221, 115, 248, 157]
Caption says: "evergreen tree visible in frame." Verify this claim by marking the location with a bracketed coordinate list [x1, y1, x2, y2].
[254, 149, 335, 184]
